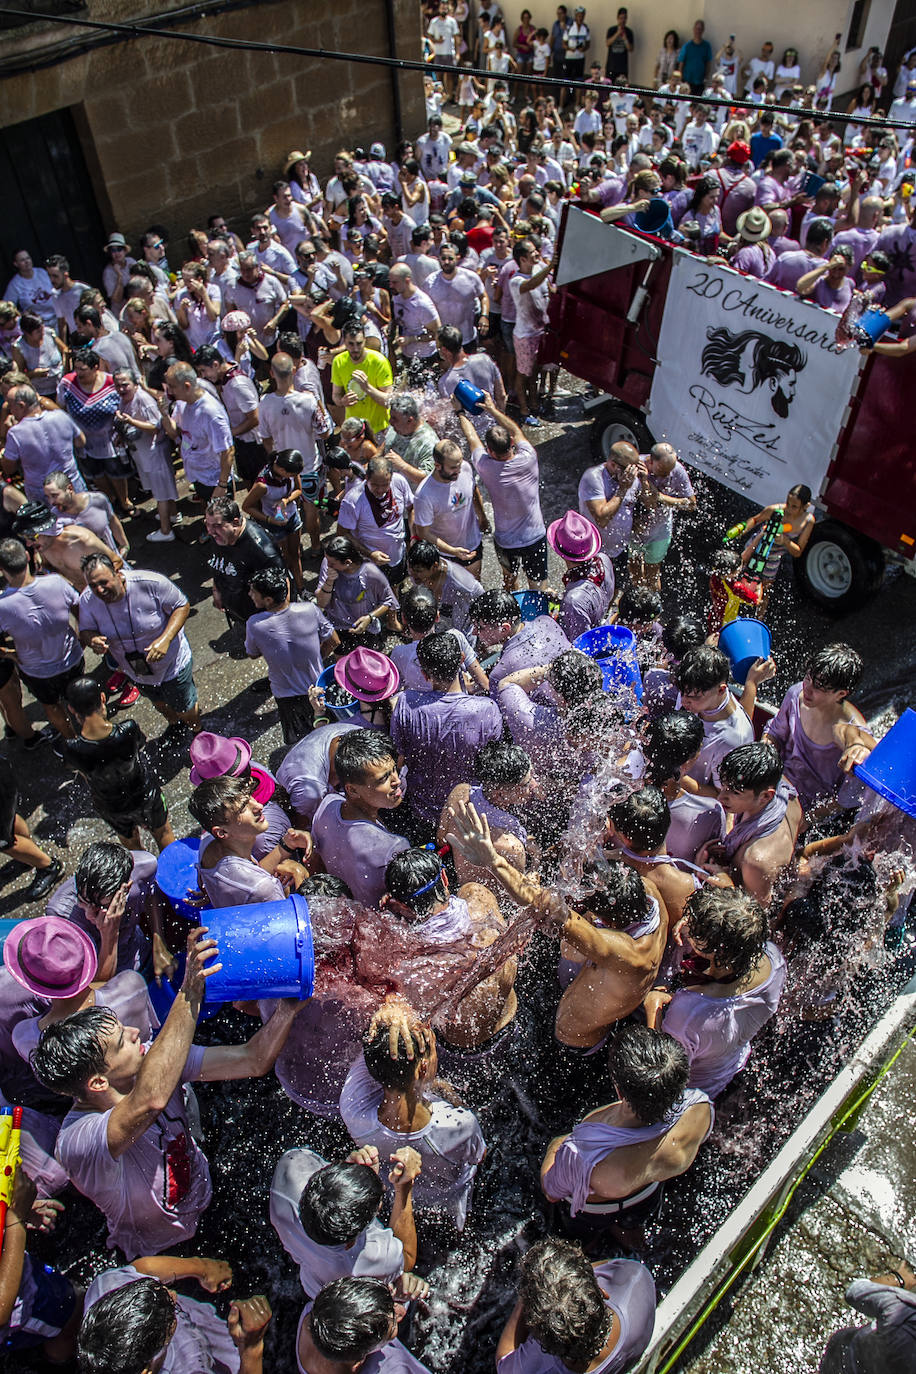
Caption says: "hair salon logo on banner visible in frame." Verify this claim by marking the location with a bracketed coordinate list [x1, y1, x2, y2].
[648, 252, 862, 506]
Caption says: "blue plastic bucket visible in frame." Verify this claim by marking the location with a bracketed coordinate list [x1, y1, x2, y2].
[317, 665, 361, 720]
[200, 894, 315, 1003]
[147, 951, 223, 1022]
[718, 617, 771, 685]
[719, 618, 769, 687]
[0, 919, 20, 956]
[156, 837, 204, 920]
[854, 708, 916, 818]
[454, 379, 484, 414]
[574, 624, 643, 700]
[635, 196, 674, 237]
[802, 171, 825, 196]
[512, 590, 550, 622]
[854, 307, 892, 347]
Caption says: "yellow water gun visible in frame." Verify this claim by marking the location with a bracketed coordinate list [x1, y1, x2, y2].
[0, 1106, 22, 1253]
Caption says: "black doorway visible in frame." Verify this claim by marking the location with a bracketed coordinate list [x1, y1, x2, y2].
[0, 106, 106, 289]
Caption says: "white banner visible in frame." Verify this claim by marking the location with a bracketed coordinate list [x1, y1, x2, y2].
[648, 252, 863, 507]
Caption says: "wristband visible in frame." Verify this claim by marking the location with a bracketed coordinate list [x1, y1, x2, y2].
[311, 715, 330, 726]
[278, 839, 297, 856]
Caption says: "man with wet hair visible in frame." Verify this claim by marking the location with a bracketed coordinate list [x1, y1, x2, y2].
[439, 739, 539, 887]
[190, 773, 311, 908]
[311, 730, 410, 908]
[639, 710, 727, 865]
[270, 1142, 423, 1297]
[606, 785, 725, 925]
[675, 645, 754, 793]
[497, 1236, 656, 1373]
[407, 540, 484, 639]
[648, 884, 785, 1097]
[541, 1024, 714, 1244]
[763, 642, 875, 814]
[44, 840, 161, 976]
[470, 588, 571, 698]
[298, 1275, 432, 1373]
[340, 1015, 485, 1230]
[78, 1273, 271, 1374]
[708, 741, 803, 905]
[388, 584, 487, 694]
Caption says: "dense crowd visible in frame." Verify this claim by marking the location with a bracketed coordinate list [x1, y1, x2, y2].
[0, 8, 915, 1374]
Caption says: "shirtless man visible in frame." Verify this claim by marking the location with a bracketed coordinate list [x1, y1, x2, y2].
[763, 642, 875, 818]
[540, 1024, 713, 1247]
[438, 739, 540, 888]
[703, 742, 802, 906]
[604, 786, 731, 925]
[444, 798, 667, 1052]
[382, 847, 517, 1053]
[13, 502, 119, 591]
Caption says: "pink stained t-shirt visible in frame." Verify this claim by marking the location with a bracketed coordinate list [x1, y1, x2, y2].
[54, 1045, 211, 1257]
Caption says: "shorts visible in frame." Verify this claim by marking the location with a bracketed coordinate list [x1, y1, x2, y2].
[19, 656, 85, 707]
[97, 786, 168, 842]
[276, 693, 314, 747]
[383, 556, 407, 588]
[234, 440, 267, 486]
[269, 512, 302, 545]
[630, 534, 671, 565]
[4, 1257, 77, 1350]
[193, 478, 235, 503]
[0, 757, 18, 850]
[513, 331, 543, 377]
[436, 53, 456, 67]
[494, 534, 548, 582]
[81, 449, 134, 481]
[138, 658, 198, 713]
[500, 319, 516, 351]
[443, 544, 482, 569]
[0, 659, 15, 691]
[555, 1181, 664, 1239]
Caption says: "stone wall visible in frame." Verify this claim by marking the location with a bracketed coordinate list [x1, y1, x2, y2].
[0, 0, 424, 238]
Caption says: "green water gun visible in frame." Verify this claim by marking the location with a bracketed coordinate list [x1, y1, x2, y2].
[723, 505, 785, 544]
[744, 507, 789, 578]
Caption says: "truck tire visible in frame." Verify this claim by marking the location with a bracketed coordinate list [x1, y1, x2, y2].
[590, 401, 655, 462]
[795, 521, 885, 613]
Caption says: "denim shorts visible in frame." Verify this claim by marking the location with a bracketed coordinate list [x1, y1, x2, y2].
[138, 657, 198, 712]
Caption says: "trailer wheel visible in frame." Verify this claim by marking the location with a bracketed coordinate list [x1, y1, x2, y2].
[591, 402, 655, 462]
[796, 522, 885, 613]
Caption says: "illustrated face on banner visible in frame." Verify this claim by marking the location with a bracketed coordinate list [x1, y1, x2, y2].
[648, 253, 863, 505]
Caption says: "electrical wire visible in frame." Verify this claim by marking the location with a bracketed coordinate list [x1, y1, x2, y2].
[2, 3, 916, 136]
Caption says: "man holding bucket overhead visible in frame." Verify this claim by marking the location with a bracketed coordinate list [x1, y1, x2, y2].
[31, 926, 304, 1259]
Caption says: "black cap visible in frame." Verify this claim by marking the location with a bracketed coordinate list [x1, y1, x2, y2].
[13, 501, 57, 537]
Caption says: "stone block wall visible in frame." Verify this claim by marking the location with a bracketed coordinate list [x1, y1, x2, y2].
[0, 0, 424, 240]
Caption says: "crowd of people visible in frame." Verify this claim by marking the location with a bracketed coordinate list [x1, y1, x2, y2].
[0, 10, 915, 1374]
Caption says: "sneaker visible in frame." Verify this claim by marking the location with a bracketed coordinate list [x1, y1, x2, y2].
[170, 512, 184, 526]
[24, 858, 63, 902]
[147, 529, 175, 542]
[110, 684, 140, 710]
[105, 671, 127, 694]
[522, 414, 542, 428]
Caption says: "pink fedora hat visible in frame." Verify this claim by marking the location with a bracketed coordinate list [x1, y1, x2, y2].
[189, 732, 275, 804]
[547, 510, 602, 562]
[334, 647, 400, 703]
[4, 916, 98, 999]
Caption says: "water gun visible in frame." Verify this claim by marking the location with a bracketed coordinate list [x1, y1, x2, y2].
[745, 508, 791, 578]
[0, 1106, 22, 1253]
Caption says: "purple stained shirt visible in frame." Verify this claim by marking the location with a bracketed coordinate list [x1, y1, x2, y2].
[770, 234, 800, 257]
[55, 1045, 211, 1257]
[875, 223, 916, 307]
[0, 574, 81, 678]
[78, 569, 192, 688]
[666, 791, 726, 863]
[245, 601, 335, 698]
[497, 1260, 656, 1374]
[577, 464, 638, 558]
[252, 796, 291, 862]
[56, 491, 119, 550]
[391, 689, 503, 823]
[558, 555, 616, 642]
[832, 225, 879, 277]
[488, 616, 572, 697]
[389, 630, 479, 689]
[731, 243, 775, 280]
[0, 970, 53, 1111]
[337, 474, 414, 565]
[811, 276, 853, 313]
[197, 838, 286, 908]
[4, 410, 85, 503]
[47, 849, 156, 972]
[472, 441, 545, 549]
[633, 460, 694, 545]
[439, 356, 503, 439]
[434, 561, 484, 638]
[276, 722, 363, 821]
[312, 794, 409, 908]
[496, 683, 563, 771]
[764, 680, 854, 811]
[317, 557, 399, 634]
[764, 249, 824, 293]
[85, 1264, 240, 1373]
[684, 695, 755, 788]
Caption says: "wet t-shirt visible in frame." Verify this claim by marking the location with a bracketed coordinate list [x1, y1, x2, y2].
[270, 1147, 403, 1297]
[207, 521, 285, 622]
[389, 630, 479, 689]
[55, 491, 118, 550]
[312, 794, 409, 908]
[497, 1259, 656, 1374]
[558, 556, 616, 643]
[414, 465, 480, 554]
[62, 718, 154, 812]
[434, 561, 484, 638]
[473, 441, 545, 549]
[172, 391, 233, 486]
[197, 836, 285, 908]
[85, 1264, 239, 1374]
[578, 464, 638, 558]
[340, 1056, 485, 1229]
[0, 574, 81, 678]
[633, 460, 694, 545]
[488, 617, 571, 697]
[684, 695, 754, 788]
[245, 602, 335, 698]
[666, 791, 726, 863]
[55, 1046, 211, 1257]
[276, 723, 363, 821]
[391, 689, 503, 823]
[78, 569, 191, 688]
[4, 410, 84, 502]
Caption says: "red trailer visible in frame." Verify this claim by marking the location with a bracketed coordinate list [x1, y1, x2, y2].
[544, 206, 916, 611]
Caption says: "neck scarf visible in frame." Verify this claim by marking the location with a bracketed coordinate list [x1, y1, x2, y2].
[563, 557, 606, 589]
[363, 482, 397, 527]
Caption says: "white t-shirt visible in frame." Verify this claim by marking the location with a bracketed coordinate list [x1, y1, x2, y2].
[414, 464, 480, 553]
[472, 440, 545, 547]
[428, 14, 459, 57]
[172, 390, 233, 486]
[337, 474, 414, 564]
[508, 272, 549, 339]
[744, 56, 774, 94]
[270, 1147, 403, 1297]
[259, 390, 325, 472]
[339, 1057, 485, 1229]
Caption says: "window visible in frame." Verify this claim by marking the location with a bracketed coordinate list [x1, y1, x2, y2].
[846, 0, 872, 51]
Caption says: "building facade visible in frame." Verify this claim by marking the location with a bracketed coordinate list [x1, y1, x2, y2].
[0, 0, 424, 284]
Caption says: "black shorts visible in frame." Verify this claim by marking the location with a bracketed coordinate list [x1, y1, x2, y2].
[276, 693, 315, 748]
[0, 658, 15, 691]
[555, 1181, 665, 1238]
[234, 440, 267, 485]
[494, 534, 548, 582]
[193, 478, 235, 503]
[19, 656, 85, 708]
[0, 757, 18, 849]
[444, 544, 483, 569]
[96, 787, 168, 842]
